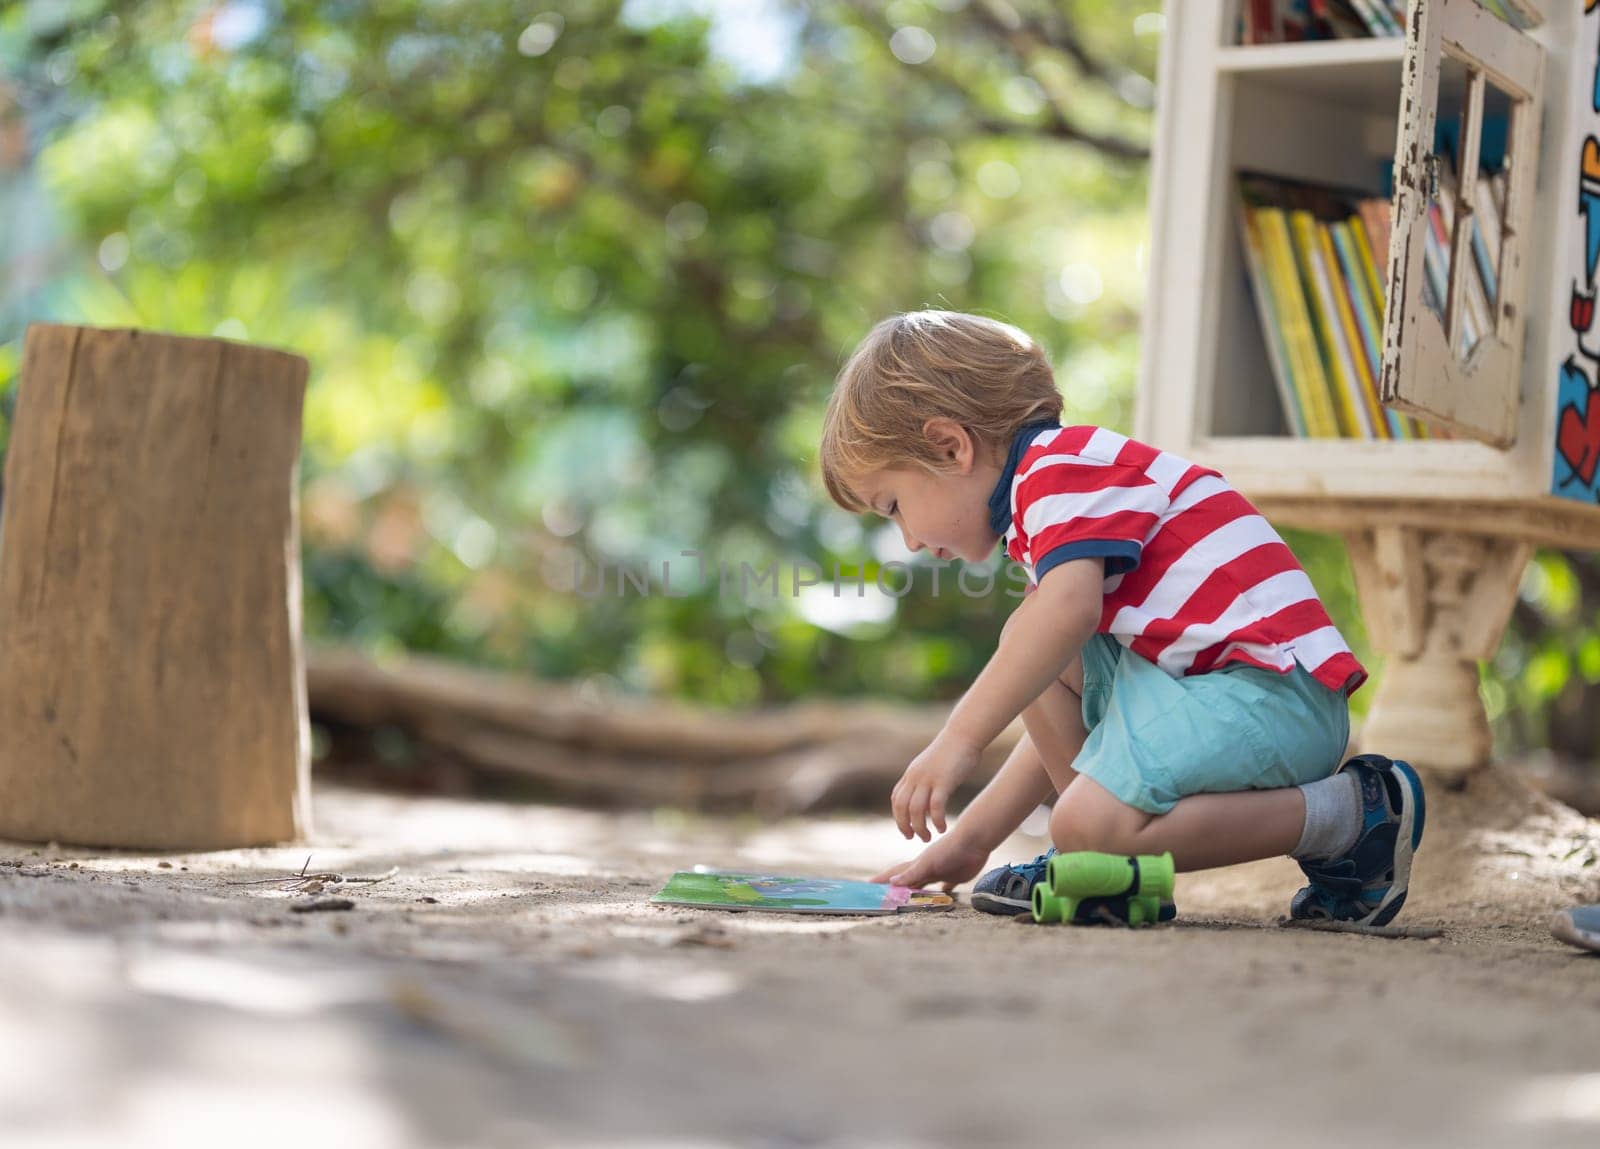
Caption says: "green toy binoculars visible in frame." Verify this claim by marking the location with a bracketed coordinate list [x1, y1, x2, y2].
[1031, 850, 1176, 926]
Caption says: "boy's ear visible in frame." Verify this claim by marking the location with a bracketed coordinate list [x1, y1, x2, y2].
[922, 417, 975, 469]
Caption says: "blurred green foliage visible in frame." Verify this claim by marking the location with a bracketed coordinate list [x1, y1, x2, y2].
[6, 0, 1527, 740]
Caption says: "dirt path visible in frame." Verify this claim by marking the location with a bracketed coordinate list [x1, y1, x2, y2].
[3, 773, 1599, 1148]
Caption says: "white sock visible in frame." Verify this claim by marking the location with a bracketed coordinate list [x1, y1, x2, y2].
[1292, 772, 1362, 861]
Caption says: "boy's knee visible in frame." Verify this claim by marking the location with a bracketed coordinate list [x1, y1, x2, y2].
[1050, 800, 1135, 855]
[1049, 784, 1149, 855]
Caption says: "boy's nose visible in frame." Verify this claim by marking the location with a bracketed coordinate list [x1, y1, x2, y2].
[900, 526, 923, 552]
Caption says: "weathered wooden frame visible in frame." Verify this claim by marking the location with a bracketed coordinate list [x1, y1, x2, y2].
[1381, 0, 1544, 447]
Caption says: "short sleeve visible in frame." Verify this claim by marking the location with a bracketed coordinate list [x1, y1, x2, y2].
[1015, 459, 1168, 581]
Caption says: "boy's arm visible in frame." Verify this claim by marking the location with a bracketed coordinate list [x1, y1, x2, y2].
[947, 557, 1103, 749]
[948, 730, 1056, 851]
[870, 731, 1053, 888]
[891, 557, 1104, 840]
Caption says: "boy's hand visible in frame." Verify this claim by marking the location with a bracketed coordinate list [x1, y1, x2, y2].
[870, 830, 990, 891]
[890, 729, 984, 841]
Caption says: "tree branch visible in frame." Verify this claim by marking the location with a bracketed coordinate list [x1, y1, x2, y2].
[971, 0, 1154, 102]
[974, 116, 1148, 161]
[829, 0, 1148, 163]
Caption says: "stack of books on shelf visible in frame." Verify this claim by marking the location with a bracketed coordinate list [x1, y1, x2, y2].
[1236, 173, 1425, 440]
[1237, 0, 1406, 42]
[1237, 0, 1538, 43]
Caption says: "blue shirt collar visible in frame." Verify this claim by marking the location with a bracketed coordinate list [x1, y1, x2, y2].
[987, 419, 1061, 535]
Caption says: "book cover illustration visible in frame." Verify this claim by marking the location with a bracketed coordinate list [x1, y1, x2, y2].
[652, 870, 956, 915]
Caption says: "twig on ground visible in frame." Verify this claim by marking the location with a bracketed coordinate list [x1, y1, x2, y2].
[1276, 917, 1444, 940]
[227, 854, 400, 894]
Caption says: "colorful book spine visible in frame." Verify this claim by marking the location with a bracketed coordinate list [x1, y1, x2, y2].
[1347, 0, 1396, 36]
[1237, 198, 1308, 437]
[1460, 224, 1495, 352]
[1491, 0, 1544, 30]
[1422, 202, 1456, 338]
[1291, 210, 1370, 438]
[1433, 175, 1486, 351]
[1326, 222, 1392, 438]
[1354, 0, 1400, 36]
[1349, 198, 1424, 436]
[1357, 198, 1392, 284]
[1243, 0, 1273, 43]
[1337, 218, 1410, 438]
[1318, 0, 1374, 38]
[1305, 213, 1378, 438]
[1469, 227, 1498, 306]
[1470, 172, 1503, 322]
[1257, 207, 1342, 438]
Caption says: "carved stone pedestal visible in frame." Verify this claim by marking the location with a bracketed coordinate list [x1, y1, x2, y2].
[1344, 527, 1532, 777]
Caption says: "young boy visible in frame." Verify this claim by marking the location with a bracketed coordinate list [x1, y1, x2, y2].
[820, 310, 1425, 925]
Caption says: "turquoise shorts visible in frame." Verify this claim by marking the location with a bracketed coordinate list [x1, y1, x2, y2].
[1075, 633, 1351, 815]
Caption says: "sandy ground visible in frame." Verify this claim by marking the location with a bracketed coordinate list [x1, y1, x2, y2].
[3, 769, 1600, 1149]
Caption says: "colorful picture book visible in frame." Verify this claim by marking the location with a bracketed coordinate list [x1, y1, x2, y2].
[1236, 173, 1422, 439]
[652, 870, 956, 915]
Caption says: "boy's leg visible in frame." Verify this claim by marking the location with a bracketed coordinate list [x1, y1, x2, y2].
[1052, 640, 1424, 924]
[1050, 774, 1305, 872]
[1054, 757, 1426, 927]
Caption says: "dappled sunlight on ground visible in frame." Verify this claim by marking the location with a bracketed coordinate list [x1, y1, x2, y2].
[1, 779, 1598, 1147]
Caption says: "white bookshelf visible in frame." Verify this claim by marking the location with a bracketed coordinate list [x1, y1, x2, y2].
[1141, 0, 1585, 496]
[1134, 0, 1600, 774]
[1214, 38, 1406, 107]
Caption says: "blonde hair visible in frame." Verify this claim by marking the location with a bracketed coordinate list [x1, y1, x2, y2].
[820, 310, 1062, 513]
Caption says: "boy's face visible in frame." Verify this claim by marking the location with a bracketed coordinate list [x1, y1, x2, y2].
[853, 460, 1003, 565]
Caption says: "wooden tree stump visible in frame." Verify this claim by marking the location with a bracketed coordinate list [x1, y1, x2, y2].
[0, 324, 312, 849]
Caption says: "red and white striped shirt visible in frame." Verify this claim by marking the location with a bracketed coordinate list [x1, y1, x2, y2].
[990, 422, 1366, 695]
